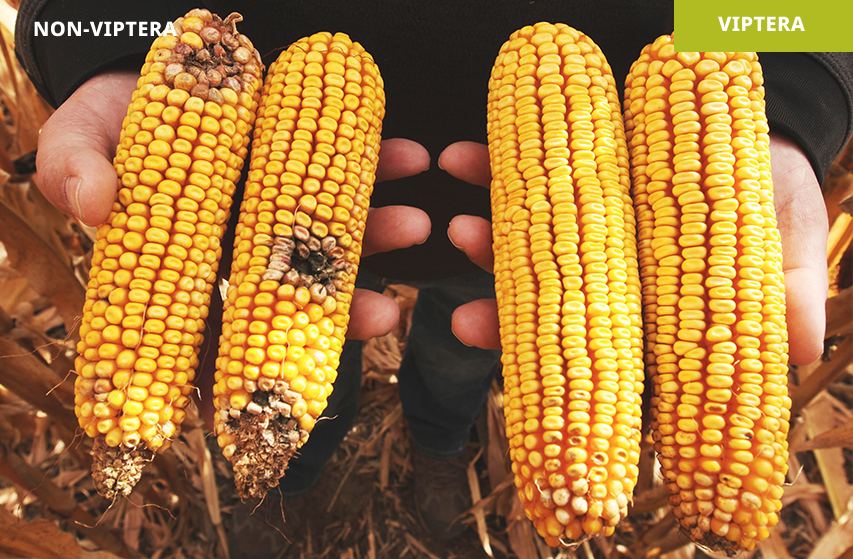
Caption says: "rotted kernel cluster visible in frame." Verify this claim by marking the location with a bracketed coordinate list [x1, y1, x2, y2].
[623, 35, 789, 553]
[259, 225, 351, 301]
[213, 31, 384, 499]
[162, 10, 263, 102]
[74, 9, 262, 497]
[487, 22, 644, 546]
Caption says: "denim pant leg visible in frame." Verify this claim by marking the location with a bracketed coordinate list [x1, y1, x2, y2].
[398, 271, 502, 459]
[277, 273, 386, 498]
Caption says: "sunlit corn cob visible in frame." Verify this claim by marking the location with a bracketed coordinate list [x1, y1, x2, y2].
[623, 35, 790, 554]
[73, 9, 262, 498]
[487, 23, 645, 546]
[213, 31, 384, 499]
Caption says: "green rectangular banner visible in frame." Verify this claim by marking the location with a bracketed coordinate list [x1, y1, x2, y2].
[674, 0, 853, 52]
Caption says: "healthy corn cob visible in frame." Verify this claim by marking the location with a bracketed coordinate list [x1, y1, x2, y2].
[74, 9, 262, 498]
[213, 31, 384, 499]
[623, 35, 790, 553]
[487, 22, 645, 546]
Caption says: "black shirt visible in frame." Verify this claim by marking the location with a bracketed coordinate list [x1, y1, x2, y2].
[16, 0, 853, 280]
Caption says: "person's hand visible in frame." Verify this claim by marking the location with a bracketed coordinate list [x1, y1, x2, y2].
[348, 139, 431, 338]
[443, 136, 828, 366]
[36, 71, 431, 340]
[37, 70, 139, 226]
[769, 132, 828, 365]
[439, 142, 501, 350]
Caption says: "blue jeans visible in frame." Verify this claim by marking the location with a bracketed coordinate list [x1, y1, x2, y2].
[278, 270, 501, 497]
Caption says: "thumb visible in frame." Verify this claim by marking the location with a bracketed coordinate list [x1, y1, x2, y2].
[36, 71, 138, 226]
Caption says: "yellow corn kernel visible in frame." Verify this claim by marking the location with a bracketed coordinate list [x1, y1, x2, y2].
[623, 34, 789, 554]
[75, 9, 262, 499]
[488, 22, 644, 547]
[213, 31, 385, 500]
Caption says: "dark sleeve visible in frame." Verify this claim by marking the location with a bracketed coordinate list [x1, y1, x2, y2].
[15, 0, 206, 108]
[761, 52, 853, 184]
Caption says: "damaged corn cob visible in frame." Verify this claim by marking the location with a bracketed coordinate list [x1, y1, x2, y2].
[213, 31, 385, 499]
[487, 23, 645, 546]
[623, 35, 790, 553]
[74, 9, 262, 498]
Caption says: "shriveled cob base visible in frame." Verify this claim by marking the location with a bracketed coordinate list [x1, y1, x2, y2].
[74, 9, 261, 497]
[91, 437, 155, 499]
[221, 388, 310, 499]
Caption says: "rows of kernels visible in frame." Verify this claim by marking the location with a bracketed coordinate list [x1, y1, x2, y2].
[214, 32, 384, 442]
[488, 22, 644, 547]
[623, 35, 789, 552]
[74, 28, 260, 453]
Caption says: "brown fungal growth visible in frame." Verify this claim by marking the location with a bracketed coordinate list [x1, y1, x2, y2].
[91, 438, 155, 499]
[163, 10, 263, 101]
[220, 381, 311, 499]
[261, 225, 352, 301]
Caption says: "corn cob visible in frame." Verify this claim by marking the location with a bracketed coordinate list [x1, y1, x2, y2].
[487, 22, 645, 546]
[623, 35, 790, 553]
[213, 31, 384, 499]
[74, 9, 262, 498]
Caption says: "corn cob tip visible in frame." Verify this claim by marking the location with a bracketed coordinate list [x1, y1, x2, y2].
[91, 436, 155, 499]
[164, 9, 264, 102]
[222, 388, 310, 500]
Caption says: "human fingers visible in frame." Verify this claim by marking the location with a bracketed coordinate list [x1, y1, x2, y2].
[451, 298, 501, 349]
[361, 138, 432, 256]
[447, 214, 493, 272]
[345, 288, 401, 340]
[36, 71, 138, 225]
[362, 205, 430, 257]
[349, 138, 431, 338]
[438, 141, 500, 349]
[437, 140, 491, 187]
[375, 137, 431, 182]
[439, 142, 495, 273]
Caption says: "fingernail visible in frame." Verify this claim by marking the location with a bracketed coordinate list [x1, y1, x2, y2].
[64, 176, 84, 222]
[451, 327, 473, 347]
[447, 226, 463, 251]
